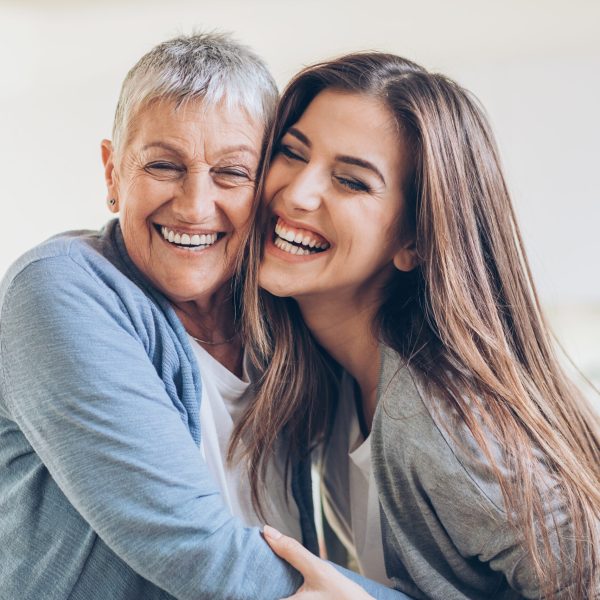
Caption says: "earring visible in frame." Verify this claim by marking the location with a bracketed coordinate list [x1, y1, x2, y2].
[108, 198, 116, 207]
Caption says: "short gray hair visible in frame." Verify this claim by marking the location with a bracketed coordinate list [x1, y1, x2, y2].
[112, 32, 278, 152]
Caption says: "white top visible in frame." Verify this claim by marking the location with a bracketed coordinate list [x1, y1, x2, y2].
[321, 372, 393, 586]
[190, 337, 301, 540]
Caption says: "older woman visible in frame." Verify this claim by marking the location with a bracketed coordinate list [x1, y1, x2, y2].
[0, 34, 401, 600]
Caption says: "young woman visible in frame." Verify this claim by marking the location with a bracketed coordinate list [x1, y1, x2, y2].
[234, 53, 600, 599]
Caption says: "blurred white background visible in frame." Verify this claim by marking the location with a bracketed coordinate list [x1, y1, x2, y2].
[1, 0, 599, 402]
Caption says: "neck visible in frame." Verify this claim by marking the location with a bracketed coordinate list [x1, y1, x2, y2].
[171, 287, 243, 377]
[297, 294, 381, 431]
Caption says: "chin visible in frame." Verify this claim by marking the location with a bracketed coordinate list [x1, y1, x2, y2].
[264, 288, 289, 299]
[155, 278, 213, 304]
[258, 268, 293, 297]
[260, 281, 296, 300]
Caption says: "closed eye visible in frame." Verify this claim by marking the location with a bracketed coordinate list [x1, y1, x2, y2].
[212, 167, 251, 179]
[279, 144, 306, 162]
[211, 167, 254, 188]
[144, 161, 185, 174]
[335, 176, 370, 193]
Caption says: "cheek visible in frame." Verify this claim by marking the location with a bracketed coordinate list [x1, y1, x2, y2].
[218, 187, 256, 240]
[340, 209, 396, 258]
[231, 188, 256, 228]
[263, 160, 289, 203]
[119, 205, 145, 243]
[119, 176, 169, 217]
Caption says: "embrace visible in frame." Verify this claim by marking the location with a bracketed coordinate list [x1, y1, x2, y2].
[1, 33, 598, 600]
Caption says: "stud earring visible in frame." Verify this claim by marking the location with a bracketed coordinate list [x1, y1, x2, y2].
[108, 198, 116, 207]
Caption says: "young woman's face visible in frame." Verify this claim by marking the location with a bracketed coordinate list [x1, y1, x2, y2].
[259, 90, 413, 306]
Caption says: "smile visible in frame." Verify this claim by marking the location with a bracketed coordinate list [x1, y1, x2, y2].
[272, 218, 330, 256]
[156, 225, 221, 250]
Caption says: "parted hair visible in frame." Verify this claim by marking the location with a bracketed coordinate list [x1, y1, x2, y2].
[111, 32, 278, 153]
[233, 52, 600, 599]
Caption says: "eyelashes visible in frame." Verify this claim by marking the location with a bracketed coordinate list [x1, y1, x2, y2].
[145, 161, 184, 172]
[335, 177, 369, 193]
[278, 144, 305, 162]
[212, 167, 252, 180]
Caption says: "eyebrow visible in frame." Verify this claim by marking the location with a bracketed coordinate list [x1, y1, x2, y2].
[286, 127, 385, 185]
[335, 155, 385, 185]
[141, 141, 259, 158]
[287, 127, 311, 147]
[141, 142, 182, 154]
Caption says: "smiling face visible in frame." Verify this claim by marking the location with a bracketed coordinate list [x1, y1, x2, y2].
[102, 99, 263, 305]
[259, 90, 415, 309]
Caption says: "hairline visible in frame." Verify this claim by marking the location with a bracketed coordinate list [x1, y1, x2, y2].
[110, 33, 278, 156]
[115, 93, 266, 158]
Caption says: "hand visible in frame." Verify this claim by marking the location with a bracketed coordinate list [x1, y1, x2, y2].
[263, 525, 374, 599]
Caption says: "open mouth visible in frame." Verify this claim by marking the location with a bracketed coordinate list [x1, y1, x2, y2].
[155, 224, 224, 250]
[272, 217, 330, 256]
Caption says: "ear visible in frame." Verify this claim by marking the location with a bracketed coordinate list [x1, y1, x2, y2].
[101, 139, 120, 213]
[393, 241, 418, 272]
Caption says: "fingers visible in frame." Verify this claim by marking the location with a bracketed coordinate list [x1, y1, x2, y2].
[263, 525, 329, 580]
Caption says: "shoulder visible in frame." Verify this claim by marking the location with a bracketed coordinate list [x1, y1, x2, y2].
[0, 220, 150, 322]
[0, 220, 179, 394]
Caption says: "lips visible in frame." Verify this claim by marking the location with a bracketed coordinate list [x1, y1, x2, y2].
[272, 217, 330, 256]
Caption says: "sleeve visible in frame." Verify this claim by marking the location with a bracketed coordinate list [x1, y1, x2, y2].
[0, 255, 301, 600]
[332, 564, 418, 599]
[418, 448, 575, 598]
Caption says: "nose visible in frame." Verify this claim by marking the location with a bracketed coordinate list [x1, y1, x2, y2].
[172, 170, 218, 223]
[280, 164, 324, 213]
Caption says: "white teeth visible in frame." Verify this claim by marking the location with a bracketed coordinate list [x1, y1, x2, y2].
[274, 235, 319, 256]
[160, 226, 219, 249]
[274, 218, 330, 251]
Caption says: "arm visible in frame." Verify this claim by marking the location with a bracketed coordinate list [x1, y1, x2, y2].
[263, 526, 415, 600]
[0, 255, 301, 600]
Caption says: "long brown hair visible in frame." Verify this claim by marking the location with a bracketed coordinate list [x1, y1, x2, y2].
[231, 53, 600, 598]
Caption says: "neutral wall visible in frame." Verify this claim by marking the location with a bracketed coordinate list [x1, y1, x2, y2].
[2, 0, 599, 395]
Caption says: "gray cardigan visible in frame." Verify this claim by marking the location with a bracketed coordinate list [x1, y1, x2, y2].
[326, 345, 587, 599]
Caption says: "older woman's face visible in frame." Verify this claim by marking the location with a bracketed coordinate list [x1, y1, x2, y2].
[102, 100, 263, 305]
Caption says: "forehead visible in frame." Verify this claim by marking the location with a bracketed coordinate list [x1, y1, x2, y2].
[125, 98, 264, 153]
[295, 90, 398, 149]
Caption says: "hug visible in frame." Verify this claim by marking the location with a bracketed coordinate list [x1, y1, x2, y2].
[0, 33, 598, 600]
